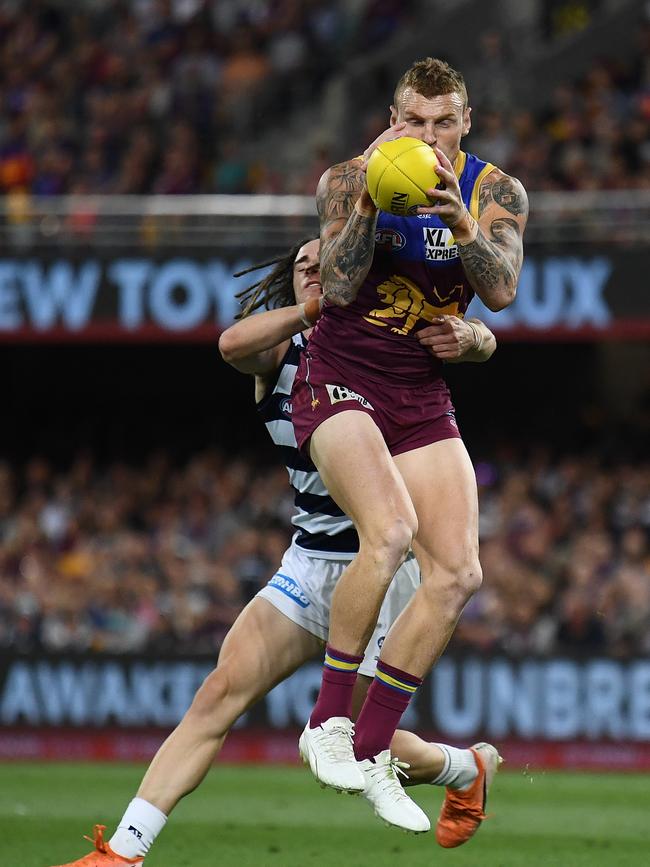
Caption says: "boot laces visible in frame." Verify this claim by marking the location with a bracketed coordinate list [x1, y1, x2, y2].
[368, 756, 411, 801]
[316, 723, 356, 762]
[83, 824, 108, 853]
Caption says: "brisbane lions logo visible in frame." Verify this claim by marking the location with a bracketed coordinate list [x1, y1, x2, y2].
[364, 275, 463, 335]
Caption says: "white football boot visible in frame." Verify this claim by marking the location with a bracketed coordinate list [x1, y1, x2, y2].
[299, 717, 365, 793]
[359, 750, 430, 833]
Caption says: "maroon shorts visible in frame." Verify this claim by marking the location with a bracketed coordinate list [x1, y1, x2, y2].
[292, 348, 461, 458]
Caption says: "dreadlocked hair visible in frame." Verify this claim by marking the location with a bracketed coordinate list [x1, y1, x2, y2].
[233, 237, 315, 319]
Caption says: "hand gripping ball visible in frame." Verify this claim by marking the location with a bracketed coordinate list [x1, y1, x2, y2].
[366, 137, 441, 216]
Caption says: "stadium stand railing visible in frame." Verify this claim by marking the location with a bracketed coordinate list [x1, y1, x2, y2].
[1, 190, 649, 247]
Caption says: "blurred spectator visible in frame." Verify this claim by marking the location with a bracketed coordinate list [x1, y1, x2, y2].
[1, 447, 649, 657]
[213, 137, 250, 193]
[0, 2, 646, 195]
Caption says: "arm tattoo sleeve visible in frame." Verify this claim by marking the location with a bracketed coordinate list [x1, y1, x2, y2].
[458, 217, 522, 302]
[490, 178, 527, 216]
[463, 173, 527, 309]
[320, 211, 377, 305]
[478, 174, 527, 218]
[317, 162, 378, 306]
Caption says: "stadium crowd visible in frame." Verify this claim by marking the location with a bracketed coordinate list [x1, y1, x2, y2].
[463, 30, 650, 194]
[0, 0, 413, 197]
[0, 1, 647, 197]
[1, 447, 649, 658]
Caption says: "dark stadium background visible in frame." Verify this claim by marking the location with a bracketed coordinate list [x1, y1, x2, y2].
[2, 340, 639, 463]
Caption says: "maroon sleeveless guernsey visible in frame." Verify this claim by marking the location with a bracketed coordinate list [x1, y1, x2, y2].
[308, 150, 495, 386]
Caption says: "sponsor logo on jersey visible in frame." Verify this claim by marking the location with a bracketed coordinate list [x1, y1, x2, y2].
[269, 572, 310, 608]
[280, 397, 292, 417]
[423, 226, 459, 261]
[375, 228, 406, 252]
[325, 384, 374, 410]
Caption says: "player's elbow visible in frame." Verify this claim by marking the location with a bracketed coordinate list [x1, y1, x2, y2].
[322, 277, 357, 307]
[218, 328, 243, 363]
[485, 287, 516, 313]
[323, 290, 352, 308]
[484, 298, 507, 313]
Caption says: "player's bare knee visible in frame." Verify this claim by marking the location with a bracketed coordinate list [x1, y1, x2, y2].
[422, 557, 482, 609]
[445, 558, 483, 604]
[467, 559, 483, 595]
[384, 514, 416, 553]
[363, 515, 415, 576]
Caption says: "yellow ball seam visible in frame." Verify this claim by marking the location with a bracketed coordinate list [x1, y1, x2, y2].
[368, 154, 394, 203]
[376, 138, 429, 160]
[386, 158, 438, 203]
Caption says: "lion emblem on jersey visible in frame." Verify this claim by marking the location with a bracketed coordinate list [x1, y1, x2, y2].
[363, 275, 462, 335]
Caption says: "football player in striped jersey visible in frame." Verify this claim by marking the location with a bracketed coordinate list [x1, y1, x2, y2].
[48, 239, 497, 867]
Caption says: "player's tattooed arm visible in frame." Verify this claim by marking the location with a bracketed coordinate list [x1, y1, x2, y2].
[316, 160, 379, 306]
[455, 170, 528, 312]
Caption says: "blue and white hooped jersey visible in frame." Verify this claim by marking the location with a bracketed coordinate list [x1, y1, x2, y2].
[256, 333, 358, 558]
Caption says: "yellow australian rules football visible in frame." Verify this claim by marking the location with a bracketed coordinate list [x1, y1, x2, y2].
[366, 136, 441, 216]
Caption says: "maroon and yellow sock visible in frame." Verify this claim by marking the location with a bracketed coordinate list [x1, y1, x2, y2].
[309, 644, 363, 728]
[353, 660, 423, 761]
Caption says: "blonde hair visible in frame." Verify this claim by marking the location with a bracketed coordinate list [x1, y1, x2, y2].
[394, 57, 468, 108]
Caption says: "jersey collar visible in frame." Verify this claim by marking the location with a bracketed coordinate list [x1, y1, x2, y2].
[454, 150, 467, 179]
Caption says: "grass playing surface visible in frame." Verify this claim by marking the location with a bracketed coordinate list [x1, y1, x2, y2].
[1, 763, 649, 866]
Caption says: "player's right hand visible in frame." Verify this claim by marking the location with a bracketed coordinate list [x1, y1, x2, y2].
[416, 315, 474, 360]
[359, 122, 407, 171]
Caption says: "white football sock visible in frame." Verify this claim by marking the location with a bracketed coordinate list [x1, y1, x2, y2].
[430, 744, 479, 791]
[109, 798, 167, 859]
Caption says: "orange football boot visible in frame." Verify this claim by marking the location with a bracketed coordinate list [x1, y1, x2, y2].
[435, 742, 502, 848]
[49, 825, 144, 866]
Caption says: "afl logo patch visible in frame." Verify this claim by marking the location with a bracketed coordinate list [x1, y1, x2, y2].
[280, 397, 292, 417]
[375, 228, 406, 252]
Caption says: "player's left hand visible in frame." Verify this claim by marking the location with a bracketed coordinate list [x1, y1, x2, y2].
[416, 314, 475, 359]
[359, 122, 407, 171]
[416, 147, 466, 228]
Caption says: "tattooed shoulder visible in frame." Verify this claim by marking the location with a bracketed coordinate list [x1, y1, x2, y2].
[316, 160, 366, 223]
[477, 173, 495, 216]
[478, 170, 528, 219]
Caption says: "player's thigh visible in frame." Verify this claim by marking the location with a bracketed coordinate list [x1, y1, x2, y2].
[215, 597, 323, 708]
[393, 438, 479, 573]
[309, 409, 416, 536]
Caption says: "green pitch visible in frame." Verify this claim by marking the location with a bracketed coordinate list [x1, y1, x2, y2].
[2, 763, 649, 866]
